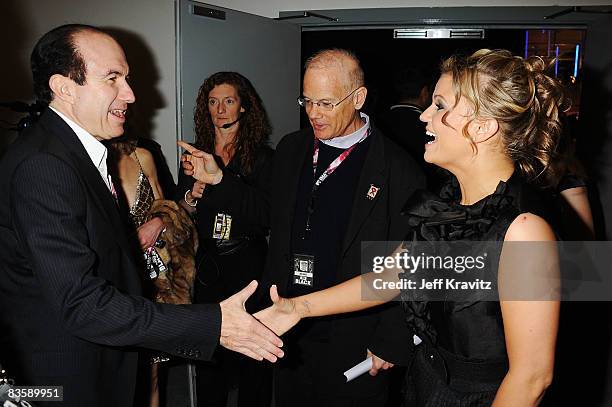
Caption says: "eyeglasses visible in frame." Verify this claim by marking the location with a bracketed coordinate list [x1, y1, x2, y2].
[297, 88, 359, 111]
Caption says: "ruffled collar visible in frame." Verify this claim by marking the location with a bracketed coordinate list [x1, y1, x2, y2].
[399, 173, 531, 345]
[401, 174, 517, 242]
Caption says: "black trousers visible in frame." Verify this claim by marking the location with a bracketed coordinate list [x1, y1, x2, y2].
[195, 348, 271, 407]
[194, 237, 271, 406]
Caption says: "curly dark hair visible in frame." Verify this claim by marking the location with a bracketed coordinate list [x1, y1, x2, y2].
[31, 24, 106, 104]
[194, 72, 271, 174]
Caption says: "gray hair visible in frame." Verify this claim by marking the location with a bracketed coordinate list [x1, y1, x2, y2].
[304, 48, 364, 91]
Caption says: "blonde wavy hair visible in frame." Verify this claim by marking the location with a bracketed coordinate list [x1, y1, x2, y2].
[441, 49, 571, 186]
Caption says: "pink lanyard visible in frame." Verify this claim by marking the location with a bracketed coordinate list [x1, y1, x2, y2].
[311, 127, 370, 188]
[303, 127, 370, 238]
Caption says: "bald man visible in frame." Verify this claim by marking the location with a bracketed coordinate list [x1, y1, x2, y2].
[180, 48, 425, 406]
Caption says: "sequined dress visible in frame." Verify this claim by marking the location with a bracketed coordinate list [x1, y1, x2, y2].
[129, 152, 155, 227]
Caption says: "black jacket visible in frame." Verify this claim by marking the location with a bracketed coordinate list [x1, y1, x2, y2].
[0, 109, 221, 407]
[265, 126, 424, 379]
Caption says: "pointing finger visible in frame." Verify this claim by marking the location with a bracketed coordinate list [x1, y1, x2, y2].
[177, 140, 198, 154]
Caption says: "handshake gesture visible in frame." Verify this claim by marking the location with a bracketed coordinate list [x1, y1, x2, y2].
[219, 280, 286, 362]
[245, 284, 394, 376]
[219, 281, 301, 362]
[254, 285, 302, 337]
[199, 279, 300, 362]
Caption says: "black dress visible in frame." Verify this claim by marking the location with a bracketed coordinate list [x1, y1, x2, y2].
[400, 172, 555, 406]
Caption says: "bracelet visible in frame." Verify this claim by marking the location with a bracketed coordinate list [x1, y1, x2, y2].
[184, 189, 198, 207]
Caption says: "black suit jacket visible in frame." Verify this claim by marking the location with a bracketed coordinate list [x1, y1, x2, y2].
[0, 109, 220, 407]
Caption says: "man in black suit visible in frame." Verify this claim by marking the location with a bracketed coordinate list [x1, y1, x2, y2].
[180, 49, 425, 406]
[0, 24, 283, 407]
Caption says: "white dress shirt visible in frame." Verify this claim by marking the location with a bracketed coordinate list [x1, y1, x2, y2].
[320, 112, 371, 149]
[49, 106, 114, 193]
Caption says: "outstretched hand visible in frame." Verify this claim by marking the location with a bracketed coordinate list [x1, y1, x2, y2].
[254, 285, 302, 337]
[219, 280, 284, 362]
[177, 141, 223, 185]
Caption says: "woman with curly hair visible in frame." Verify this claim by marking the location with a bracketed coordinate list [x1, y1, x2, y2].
[256, 49, 565, 406]
[176, 71, 273, 407]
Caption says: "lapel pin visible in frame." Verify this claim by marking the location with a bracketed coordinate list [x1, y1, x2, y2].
[367, 184, 380, 200]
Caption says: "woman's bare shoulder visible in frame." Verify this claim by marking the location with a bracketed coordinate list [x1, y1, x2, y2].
[504, 212, 556, 242]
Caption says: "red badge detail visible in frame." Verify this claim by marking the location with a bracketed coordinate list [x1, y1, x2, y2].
[367, 185, 379, 200]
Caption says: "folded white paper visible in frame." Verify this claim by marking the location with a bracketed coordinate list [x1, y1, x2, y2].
[343, 356, 372, 382]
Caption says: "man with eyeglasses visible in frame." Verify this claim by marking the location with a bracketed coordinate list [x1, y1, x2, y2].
[180, 48, 425, 406]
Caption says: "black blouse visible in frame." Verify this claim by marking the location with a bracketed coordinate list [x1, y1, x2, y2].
[400, 172, 555, 361]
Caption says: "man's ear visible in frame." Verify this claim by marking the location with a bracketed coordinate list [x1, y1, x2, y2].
[469, 117, 499, 144]
[49, 74, 77, 104]
[353, 86, 368, 110]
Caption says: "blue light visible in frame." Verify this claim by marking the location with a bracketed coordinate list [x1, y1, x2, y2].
[555, 46, 559, 77]
[574, 44, 580, 79]
[524, 30, 529, 58]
